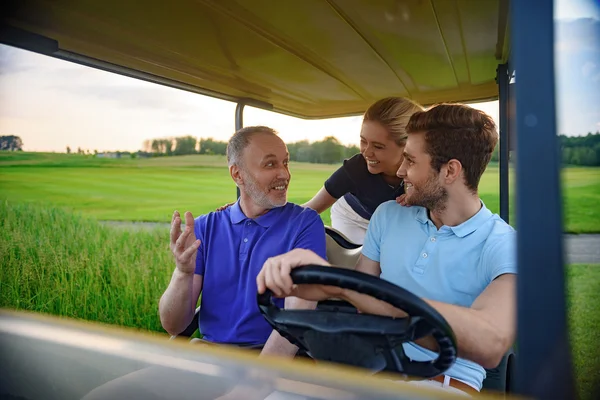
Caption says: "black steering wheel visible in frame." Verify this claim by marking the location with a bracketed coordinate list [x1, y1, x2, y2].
[257, 265, 457, 379]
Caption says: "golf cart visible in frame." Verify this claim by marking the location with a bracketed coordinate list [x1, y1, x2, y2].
[0, 0, 574, 399]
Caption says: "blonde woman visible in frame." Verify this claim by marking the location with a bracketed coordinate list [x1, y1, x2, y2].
[303, 97, 423, 244]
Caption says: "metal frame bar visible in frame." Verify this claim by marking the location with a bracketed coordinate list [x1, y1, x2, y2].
[497, 64, 510, 223]
[235, 103, 245, 199]
[511, 0, 574, 398]
[0, 25, 280, 117]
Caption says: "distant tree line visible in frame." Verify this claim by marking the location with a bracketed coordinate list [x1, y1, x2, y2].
[142, 135, 360, 164]
[5, 131, 600, 167]
[486, 132, 600, 167]
[559, 132, 600, 166]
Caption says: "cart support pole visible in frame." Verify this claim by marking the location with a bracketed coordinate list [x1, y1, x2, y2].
[235, 102, 245, 199]
[497, 63, 510, 224]
[511, 0, 575, 398]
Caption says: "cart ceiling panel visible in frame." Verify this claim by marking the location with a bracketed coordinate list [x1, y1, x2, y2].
[3, 0, 509, 118]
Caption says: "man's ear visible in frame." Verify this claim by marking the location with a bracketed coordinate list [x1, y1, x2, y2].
[230, 164, 243, 187]
[444, 159, 463, 184]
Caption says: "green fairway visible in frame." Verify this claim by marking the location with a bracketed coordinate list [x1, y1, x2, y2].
[1, 152, 599, 232]
[0, 200, 598, 399]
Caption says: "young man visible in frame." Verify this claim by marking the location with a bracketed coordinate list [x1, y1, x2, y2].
[159, 125, 326, 354]
[256, 103, 517, 397]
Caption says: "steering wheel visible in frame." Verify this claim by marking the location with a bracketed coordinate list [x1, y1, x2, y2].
[257, 265, 457, 379]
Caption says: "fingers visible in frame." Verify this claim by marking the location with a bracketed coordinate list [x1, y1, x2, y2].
[260, 257, 292, 298]
[215, 202, 234, 212]
[396, 194, 409, 206]
[278, 261, 294, 295]
[170, 211, 182, 244]
[184, 211, 194, 227]
[264, 260, 277, 296]
[270, 259, 293, 297]
[256, 266, 266, 294]
[258, 250, 324, 298]
[179, 239, 201, 263]
[176, 223, 192, 250]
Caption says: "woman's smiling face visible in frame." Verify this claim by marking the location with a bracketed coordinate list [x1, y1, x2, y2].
[359, 120, 405, 177]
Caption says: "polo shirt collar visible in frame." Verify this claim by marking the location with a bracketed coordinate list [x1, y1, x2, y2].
[414, 201, 493, 237]
[450, 202, 493, 237]
[229, 200, 282, 227]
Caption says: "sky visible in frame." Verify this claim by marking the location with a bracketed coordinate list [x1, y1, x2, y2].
[0, 0, 598, 153]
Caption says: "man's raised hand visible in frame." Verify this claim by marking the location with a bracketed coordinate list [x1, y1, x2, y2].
[170, 210, 200, 275]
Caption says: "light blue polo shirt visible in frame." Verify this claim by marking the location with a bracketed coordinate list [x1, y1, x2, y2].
[194, 201, 326, 346]
[362, 200, 517, 391]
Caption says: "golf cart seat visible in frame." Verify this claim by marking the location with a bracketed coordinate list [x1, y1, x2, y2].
[324, 226, 362, 268]
[170, 305, 201, 339]
[482, 348, 516, 395]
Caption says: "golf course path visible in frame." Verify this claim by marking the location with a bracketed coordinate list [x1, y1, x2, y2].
[564, 234, 600, 264]
[103, 221, 600, 264]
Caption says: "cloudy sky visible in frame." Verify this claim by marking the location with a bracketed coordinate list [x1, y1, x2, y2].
[0, 0, 598, 153]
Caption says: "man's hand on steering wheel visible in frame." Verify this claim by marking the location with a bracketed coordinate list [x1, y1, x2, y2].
[257, 249, 343, 300]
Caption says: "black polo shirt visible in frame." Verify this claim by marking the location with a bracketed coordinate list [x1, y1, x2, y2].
[324, 153, 405, 220]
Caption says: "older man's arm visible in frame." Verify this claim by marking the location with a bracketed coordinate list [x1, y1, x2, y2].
[259, 210, 327, 358]
[159, 211, 203, 336]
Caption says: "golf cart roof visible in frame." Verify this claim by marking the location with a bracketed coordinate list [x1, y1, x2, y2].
[3, 0, 509, 118]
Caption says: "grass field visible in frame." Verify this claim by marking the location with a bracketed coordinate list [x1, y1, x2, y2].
[0, 200, 598, 398]
[1, 152, 600, 232]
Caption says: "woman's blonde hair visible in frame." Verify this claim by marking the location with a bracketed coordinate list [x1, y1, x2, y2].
[363, 97, 424, 146]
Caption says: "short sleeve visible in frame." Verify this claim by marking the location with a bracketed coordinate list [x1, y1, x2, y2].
[484, 231, 518, 282]
[292, 210, 327, 260]
[323, 154, 363, 199]
[194, 215, 207, 276]
[361, 202, 388, 262]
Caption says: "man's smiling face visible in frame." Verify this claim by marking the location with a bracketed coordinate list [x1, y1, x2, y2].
[239, 132, 291, 210]
[396, 132, 448, 210]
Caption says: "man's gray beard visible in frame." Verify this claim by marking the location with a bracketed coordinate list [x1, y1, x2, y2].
[242, 171, 286, 210]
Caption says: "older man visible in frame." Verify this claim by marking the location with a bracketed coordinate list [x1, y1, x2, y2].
[82, 126, 326, 400]
[159, 125, 326, 353]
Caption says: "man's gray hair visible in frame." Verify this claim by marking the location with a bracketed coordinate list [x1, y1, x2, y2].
[226, 126, 279, 166]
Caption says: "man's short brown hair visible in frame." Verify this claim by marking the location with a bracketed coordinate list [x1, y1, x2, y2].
[406, 103, 498, 192]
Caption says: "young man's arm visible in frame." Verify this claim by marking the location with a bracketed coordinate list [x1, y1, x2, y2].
[335, 272, 516, 369]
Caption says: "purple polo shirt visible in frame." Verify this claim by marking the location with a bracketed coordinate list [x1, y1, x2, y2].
[194, 201, 327, 346]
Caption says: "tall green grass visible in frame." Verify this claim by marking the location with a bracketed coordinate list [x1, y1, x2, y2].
[0, 200, 172, 332]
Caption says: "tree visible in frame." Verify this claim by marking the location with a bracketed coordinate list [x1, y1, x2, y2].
[66, 146, 71, 154]
[313, 136, 345, 164]
[0, 135, 24, 151]
[174, 136, 198, 155]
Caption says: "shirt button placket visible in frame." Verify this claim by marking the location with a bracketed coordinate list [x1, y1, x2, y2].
[414, 236, 437, 273]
